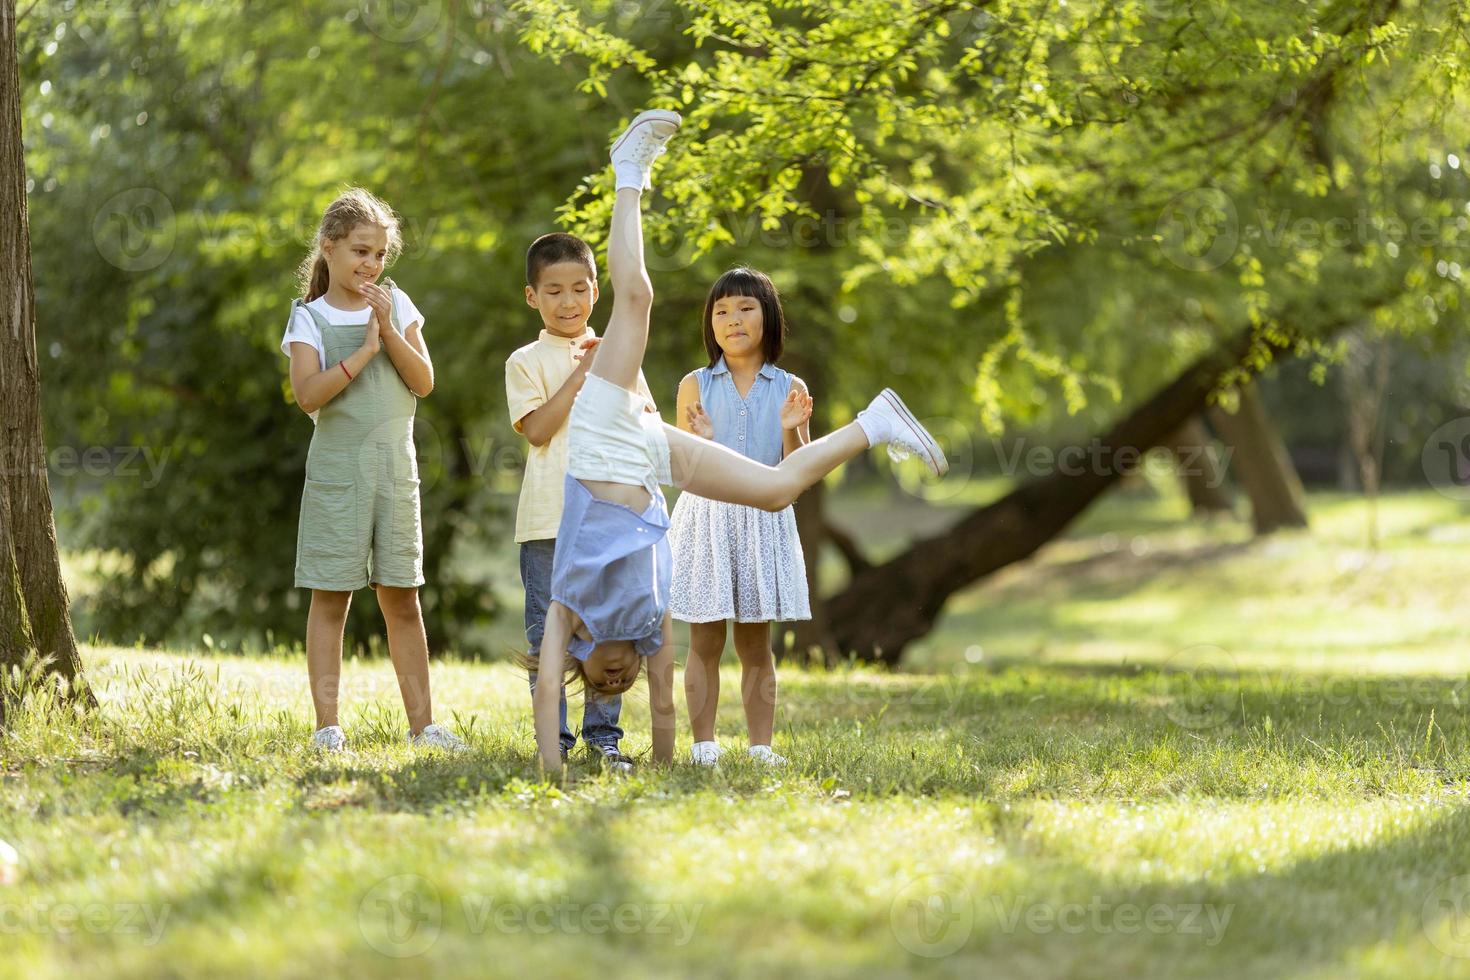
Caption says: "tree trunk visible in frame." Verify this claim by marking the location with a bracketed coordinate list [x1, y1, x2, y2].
[1339, 328, 1391, 548]
[1206, 381, 1309, 534]
[827, 329, 1294, 665]
[1, 2, 88, 704]
[1166, 415, 1233, 515]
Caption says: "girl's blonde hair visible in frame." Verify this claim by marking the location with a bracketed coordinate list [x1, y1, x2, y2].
[297, 188, 404, 301]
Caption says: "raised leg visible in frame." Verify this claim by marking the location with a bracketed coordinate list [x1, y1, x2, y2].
[586, 187, 653, 393]
[664, 421, 870, 511]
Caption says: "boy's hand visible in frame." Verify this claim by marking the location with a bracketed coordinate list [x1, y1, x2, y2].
[780, 387, 813, 431]
[686, 402, 715, 439]
[573, 337, 601, 373]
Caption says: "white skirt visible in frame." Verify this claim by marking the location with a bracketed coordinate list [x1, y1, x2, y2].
[668, 492, 811, 623]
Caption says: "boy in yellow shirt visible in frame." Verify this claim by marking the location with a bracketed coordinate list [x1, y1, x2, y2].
[505, 233, 656, 771]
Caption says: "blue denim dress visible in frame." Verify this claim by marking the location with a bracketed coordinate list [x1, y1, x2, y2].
[667, 356, 812, 623]
[550, 474, 671, 659]
[695, 357, 791, 464]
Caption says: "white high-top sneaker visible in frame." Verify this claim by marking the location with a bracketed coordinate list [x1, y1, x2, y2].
[747, 744, 787, 767]
[410, 723, 469, 753]
[690, 740, 724, 767]
[310, 724, 346, 753]
[610, 109, 683, 191]
[856, 388, 950, 477]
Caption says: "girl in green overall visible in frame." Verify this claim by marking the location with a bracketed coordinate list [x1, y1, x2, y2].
[282, 188, 465, 753]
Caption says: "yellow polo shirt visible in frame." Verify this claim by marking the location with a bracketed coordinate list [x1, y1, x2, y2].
[505, 328, 657, 543]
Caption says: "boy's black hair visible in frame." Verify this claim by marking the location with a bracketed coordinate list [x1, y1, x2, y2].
[526, 232, 597, 287]
[702, 267, 787, 366]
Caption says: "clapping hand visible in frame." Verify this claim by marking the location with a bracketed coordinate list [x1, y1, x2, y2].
[780, 386, 813, 431]
[574, 337, 601, 372]
[685, 402, 715, 439]
[358, 281, 393, 355]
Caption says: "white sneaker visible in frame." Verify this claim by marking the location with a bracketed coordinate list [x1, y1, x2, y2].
[592, 744, 635, 774]
[610, 109, 682, 190]
[747, 744, 787, 766]
[310, 725, 346, 753]
[410, 723, 469, 753]
[857, 388, 949, 476]
[690, 740, 724, 767]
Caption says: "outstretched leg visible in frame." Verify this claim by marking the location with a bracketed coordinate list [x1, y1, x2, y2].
[665, 386, 950, 508]
[665, 421, 869, 511]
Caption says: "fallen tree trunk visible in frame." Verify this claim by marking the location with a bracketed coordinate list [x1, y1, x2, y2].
[827, 328, 1298, 665]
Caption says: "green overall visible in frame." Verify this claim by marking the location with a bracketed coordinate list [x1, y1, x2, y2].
[292, 287, 424, 591]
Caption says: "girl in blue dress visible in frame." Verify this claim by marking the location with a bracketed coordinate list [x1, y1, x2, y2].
[670, 268, 813, 767]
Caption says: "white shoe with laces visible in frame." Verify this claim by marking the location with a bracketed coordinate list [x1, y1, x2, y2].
[690, 740, 724, 767]
[310, 725, 346, 753]
[610, 109, 682, 191]
[747, 744, 787, 766]
[856, 388, 949, 477]
[410, 723, 469, 753]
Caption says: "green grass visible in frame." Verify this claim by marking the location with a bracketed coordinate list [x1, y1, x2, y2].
[9, 486, 1470, 977]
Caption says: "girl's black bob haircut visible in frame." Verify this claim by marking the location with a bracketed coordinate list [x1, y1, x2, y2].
[701, 267, 787, 367]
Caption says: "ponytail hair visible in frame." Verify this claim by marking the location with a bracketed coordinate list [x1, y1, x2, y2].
[297, 187, 404, 301]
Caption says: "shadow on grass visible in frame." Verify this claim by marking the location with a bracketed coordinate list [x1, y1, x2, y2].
[937, 800, 1470, 978]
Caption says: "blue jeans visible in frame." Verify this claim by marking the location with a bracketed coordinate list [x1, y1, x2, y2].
[520, 539, 624, 753]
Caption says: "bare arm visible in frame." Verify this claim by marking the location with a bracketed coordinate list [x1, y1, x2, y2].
[519, 339, 600, 447]
[381, 321, 433, 397]
[534, 601, 577, 774]
[647, 613, 677, 764]
[287, 317, 379, 416]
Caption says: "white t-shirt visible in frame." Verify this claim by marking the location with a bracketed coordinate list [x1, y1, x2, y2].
[279, 290, 426, 371]
[280, 290, 426, 423]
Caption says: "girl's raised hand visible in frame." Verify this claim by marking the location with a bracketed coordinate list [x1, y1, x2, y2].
[358, 281, 392, 356]
[780, 386, 813, 431]
[686, 402, 715, 439]
[361, 305, 383, 356]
